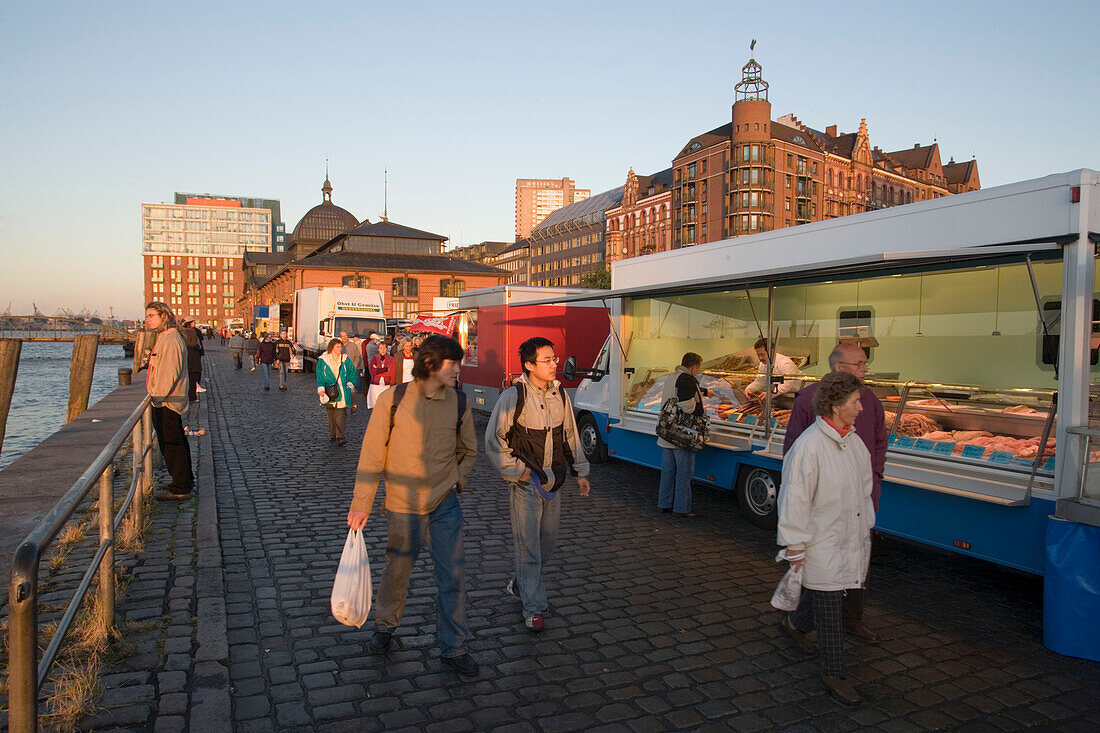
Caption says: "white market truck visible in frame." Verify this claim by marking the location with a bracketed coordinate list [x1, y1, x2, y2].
[535, 169, 1100, 662]
[293, 286, 387, 369]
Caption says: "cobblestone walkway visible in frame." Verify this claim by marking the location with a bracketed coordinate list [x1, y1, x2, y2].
[82, 345, 1100, 731]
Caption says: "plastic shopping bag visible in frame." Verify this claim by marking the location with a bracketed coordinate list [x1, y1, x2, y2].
[331, 528, 372, 627]
[770, 549, 803, 612]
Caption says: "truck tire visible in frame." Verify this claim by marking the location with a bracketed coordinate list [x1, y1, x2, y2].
[577, 413, 608, 463]
[736, 466, 779, 529]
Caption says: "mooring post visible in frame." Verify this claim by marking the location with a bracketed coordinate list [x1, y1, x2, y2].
[0, 338, 22, 457]
[66, 334, 100, 424]
[132, 329, 152, 374]
[98, 465, 115, 627]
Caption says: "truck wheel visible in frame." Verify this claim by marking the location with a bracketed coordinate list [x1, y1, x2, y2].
[736, 466, 779, 529]
[578, 413, 608, 463]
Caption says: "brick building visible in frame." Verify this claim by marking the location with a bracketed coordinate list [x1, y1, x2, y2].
[448, 241, 511, 262]
[515, 178, 590, 240]
[141, 198, 272, 326]
[668, 54, 980, 249]
[484, 240, 530, 285]
[527, 187, 623, 287]
[604, 167, 674, 265]
[243, 219, 507, 322]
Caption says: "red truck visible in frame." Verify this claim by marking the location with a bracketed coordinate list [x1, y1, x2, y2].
[452, 285, 609, 413]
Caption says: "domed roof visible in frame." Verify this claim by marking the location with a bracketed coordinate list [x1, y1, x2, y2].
[290, 176, 360, 252]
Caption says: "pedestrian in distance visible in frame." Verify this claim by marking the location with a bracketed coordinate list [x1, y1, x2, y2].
[395, 338, 416, 384]
[256, 333, 276, 391]
[777, 370, 874, 706]
[341, 330, 363, 412]
[783, 342, 886, 645]
[228, 330, 244, 370]
[364, 331, 380, 363]
[244, 332, 260, 371]
[347, 335, 479, 677]
[142, 301, 194, 501]
[485, 337, 591, 632]
[274, 329, 295, 391]
[316, 338, 356, 446]
[347, 332, 366, 394]
[180, 318, 204, 402]
[656, 352, 710, 518]
[366, 339, 396, 410]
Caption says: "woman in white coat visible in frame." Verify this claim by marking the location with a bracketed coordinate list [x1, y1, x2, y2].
[777, 370, 874, 706]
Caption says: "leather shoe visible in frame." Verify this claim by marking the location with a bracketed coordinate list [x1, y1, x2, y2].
[441, 653, 479, 677]
[674, 511, 702, 518]
[822, 674, 863, 706]
[367, 630, 393, 653]
[156, 491, 191, 501]
[844, 621, 881, 644]
[780, 616, 817, 656]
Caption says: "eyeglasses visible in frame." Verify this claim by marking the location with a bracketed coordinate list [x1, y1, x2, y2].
[838, 361, 868, 367]
[535, 356, 560, 364]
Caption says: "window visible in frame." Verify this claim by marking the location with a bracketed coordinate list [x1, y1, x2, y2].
[440, 279, 466, 297]
[785, 197, 791, 211]
[786, 175, 792, 188]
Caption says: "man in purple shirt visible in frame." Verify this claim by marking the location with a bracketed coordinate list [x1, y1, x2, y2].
[782, 342, 887, 644]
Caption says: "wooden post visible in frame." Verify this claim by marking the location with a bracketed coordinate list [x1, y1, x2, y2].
[66, 334, 99, 424]
[132, 330, 153, 374]
[0, 338, 21, 457]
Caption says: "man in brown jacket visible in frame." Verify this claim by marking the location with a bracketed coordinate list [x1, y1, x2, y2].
[143, 302, 193, 500]
[346, 335, 479, 676]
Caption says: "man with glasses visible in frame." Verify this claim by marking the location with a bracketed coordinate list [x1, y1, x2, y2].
[782, 341, 886, 644]
[486, 337, 591, 632]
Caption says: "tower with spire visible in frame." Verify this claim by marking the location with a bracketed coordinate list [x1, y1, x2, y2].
[732, 41, 772, 144]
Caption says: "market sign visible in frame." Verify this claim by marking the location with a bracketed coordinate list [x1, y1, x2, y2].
[407, 314, 459, 336]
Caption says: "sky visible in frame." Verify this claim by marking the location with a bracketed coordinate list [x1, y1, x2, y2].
[1, 0, 1098, 320]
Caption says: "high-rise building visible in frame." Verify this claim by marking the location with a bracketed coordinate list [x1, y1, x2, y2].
[528, 188, 622, 287]
[174, 192, 285, 252]
[515, 178, 590, 240]
[142, 198, 272, 326]
[665, 53, 980, 251]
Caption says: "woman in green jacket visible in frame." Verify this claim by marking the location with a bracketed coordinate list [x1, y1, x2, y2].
[316, 338, 357, 445]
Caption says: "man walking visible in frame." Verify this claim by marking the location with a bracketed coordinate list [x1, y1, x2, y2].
[485, 337, 591, 632]
[228, 330, 244, 370]
[143, 302, 194, 500]
[274, 329, 294, 390]
[346, 335, 479, 676]
[783, 342, 886, 644]
[256, 333, 276, 391]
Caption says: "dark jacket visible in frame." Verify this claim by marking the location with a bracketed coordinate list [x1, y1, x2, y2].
[181, 327, 203, 372]
[256, 340, 276, 365]
[274, 338, 294, 363]
[782, 381, 887, 510]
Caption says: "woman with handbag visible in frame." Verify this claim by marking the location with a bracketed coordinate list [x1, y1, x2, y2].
[656, 352, 710, 517]
[316, 338, 357, 446]
[366, 339, 397, 409]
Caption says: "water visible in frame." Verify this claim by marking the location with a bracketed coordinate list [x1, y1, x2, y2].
[0, 342, 132, 469]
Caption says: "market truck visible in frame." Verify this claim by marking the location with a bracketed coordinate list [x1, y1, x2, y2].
[548, 169, 1100, 661]
[293, 286, 386, 368]
[449, 285, 609, 414]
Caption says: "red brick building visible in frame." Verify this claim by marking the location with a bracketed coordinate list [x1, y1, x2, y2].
[605, 167, 673, 265]
[669, 54, 980, 249]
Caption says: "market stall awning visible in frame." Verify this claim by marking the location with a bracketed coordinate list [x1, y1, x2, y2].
[406, 314, 459, 336]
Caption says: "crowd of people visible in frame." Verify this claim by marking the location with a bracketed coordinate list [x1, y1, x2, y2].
[141, 299, 881, 703]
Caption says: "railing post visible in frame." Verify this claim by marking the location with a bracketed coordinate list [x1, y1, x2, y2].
[132, 417, 145, 531]
[143, 405, 153, 496]
[98, 466, 115, 627]
[7, 542, 41, 733]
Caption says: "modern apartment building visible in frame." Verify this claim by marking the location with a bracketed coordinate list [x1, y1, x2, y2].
[142, 198, 272, 325]
[515, 178, 590, 240]
[174, 192, 285, 252]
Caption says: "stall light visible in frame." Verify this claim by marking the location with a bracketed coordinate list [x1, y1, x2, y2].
[916, 275, 925, 337]
[992, 268, 1002, 336]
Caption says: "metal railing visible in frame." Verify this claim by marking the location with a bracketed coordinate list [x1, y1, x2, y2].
[6, 395, 154, 733]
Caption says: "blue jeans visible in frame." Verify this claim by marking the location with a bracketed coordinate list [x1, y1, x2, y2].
[278, 361, 288, 387]
[510, 479, 561, 617]
[374, 492, 470, 657]
[658, 448, 695, 513]
[260, 362, 271, 389]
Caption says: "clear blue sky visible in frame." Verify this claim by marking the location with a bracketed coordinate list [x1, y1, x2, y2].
[2, 0, 1098, 319]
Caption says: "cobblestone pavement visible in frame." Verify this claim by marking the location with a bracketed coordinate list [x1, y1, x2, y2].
[80, 345, 1100, 731]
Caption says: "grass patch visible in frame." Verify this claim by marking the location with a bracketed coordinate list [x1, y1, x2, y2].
[43, 658, 102, 733]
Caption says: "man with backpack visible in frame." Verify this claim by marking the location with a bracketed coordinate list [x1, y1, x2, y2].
[346, 335, 479, 676]
[274, 329, 294, 391]
[485, 337, 591, 632]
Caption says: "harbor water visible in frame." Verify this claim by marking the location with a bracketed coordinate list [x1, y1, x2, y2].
[0, 341, 132, 469]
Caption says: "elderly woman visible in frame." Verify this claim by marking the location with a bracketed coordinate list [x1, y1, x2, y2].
[777, 370, 874, 706]
[316, 338, 357, 446]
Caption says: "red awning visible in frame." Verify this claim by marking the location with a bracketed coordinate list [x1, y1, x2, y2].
[406, 314, 459, 336]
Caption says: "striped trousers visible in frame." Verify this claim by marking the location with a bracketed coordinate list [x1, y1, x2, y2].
[790, 588, 847, 677]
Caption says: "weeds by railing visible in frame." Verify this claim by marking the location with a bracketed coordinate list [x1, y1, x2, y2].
[6, 397, 153, 733]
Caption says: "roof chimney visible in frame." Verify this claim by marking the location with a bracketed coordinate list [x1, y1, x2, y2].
[914, 143, 920, 149]
[826, 125, 837, 137]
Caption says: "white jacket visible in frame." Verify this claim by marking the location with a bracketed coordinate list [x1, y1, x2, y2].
[777, 417, 875, 591]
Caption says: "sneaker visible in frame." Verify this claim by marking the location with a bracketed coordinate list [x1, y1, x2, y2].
[525, 614, 544, 632]
[367, 629, 393, 653]
[822, 674, 863, 706]
[505, 577, 518, 597]
[441, 653, 479, 677]
[195, 385, 206, 393]
[279, 385, 287, 391]
[780, 616, 818, 656]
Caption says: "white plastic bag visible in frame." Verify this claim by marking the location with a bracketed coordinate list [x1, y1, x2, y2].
[770, 549, 803, 612]
[331, 528, 372, 627]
